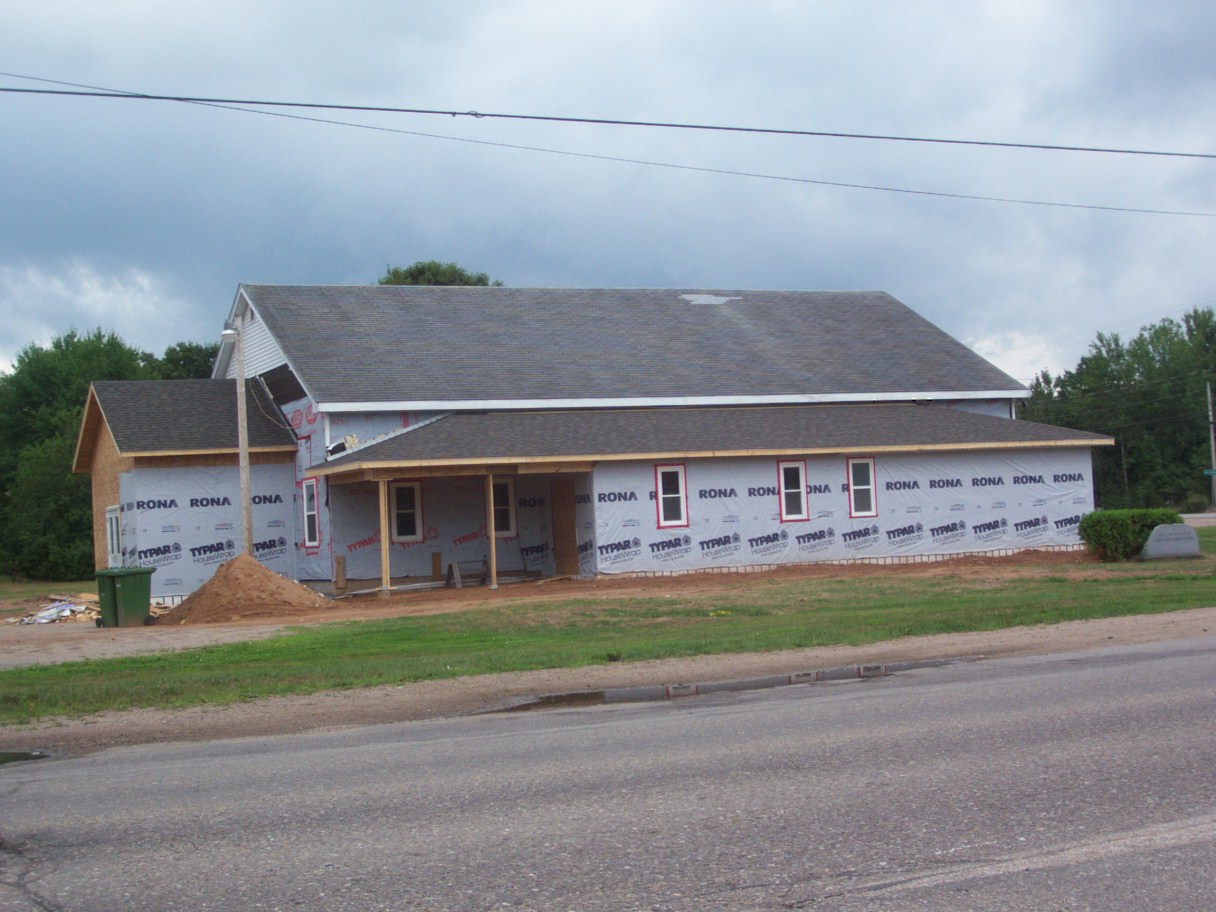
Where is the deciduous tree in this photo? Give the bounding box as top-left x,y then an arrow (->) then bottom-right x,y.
1020,309 -> 1216,509
378,260 -> 503,286
0,330 -> 217,579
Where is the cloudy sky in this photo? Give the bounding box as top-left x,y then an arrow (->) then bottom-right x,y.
2,1 -> 1213,383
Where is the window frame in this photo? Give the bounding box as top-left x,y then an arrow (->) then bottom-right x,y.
655,463 -> 689,529
777,460 -> 809,522
302,477 -> 321,548
105,506 -> 122,568
846,457 -> 878,518
492,478 -> 516,538
390,481 -> 424,543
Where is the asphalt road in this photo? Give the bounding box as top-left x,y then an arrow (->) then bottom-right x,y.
2,638 -> 1214,911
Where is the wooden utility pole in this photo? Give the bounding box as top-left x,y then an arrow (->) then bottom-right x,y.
235,316 -> 253,557
1207,381 -> 1216,508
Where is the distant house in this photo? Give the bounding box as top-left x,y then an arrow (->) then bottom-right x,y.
74,286 -> 1112,598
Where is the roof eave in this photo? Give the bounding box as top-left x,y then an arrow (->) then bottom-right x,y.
125,445 -> 299,460
314,389 -> 1030,414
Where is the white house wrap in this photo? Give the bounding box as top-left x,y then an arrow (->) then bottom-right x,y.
76,286 -> 1113,596
585,449 -> 1092,575
119,463 -> 297,596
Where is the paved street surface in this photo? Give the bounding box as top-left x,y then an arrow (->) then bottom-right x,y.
2,638 -> 1214,910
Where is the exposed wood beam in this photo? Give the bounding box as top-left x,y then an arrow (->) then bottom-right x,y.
485,474 -> 498,590
378,479 -> 391,597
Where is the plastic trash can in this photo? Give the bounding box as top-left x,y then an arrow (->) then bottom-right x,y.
95,567 -> 156,627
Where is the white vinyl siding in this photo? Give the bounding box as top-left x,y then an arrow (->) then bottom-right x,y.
222,305 -> 290,380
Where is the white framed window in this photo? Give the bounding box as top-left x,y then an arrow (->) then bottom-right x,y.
391,482 -> 423,543
302,477 -> 321,547
847,458 -> 877,518
492,478 -> 516,538
105,506 -> 122,568
778,460 -> 809,522
655,464 -> 688,528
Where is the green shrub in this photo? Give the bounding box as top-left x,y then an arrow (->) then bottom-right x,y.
1078,509 -> 1184,561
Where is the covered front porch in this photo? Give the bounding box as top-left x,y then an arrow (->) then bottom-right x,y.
317,460 -> 589,596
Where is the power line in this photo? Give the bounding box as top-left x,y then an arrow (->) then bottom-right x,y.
3,74 -> 1213,219
3,79 -> 1215,162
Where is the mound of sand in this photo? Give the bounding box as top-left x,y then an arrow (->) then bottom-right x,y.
167,554 -> 330,625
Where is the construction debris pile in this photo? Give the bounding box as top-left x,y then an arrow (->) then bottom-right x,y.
9,594 -> 100,625
5,591 -> 176,625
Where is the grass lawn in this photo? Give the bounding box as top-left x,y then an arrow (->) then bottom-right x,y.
2,529 -> 1214,725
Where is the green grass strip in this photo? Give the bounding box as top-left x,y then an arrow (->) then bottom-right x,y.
3,548 -> 1215,725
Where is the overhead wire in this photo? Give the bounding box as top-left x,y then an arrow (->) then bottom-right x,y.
2,80 -> 1214,161
3,73 -> 1215,218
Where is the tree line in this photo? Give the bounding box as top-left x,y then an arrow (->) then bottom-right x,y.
1019,307 -> 1216,510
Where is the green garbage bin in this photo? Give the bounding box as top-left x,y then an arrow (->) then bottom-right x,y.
95,571 -> 119,628
95,567 -> 156,627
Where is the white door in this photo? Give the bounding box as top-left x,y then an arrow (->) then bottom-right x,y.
105,506 -> 122,568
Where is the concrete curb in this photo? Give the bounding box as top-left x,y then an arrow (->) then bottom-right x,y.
495,656 -> 978,713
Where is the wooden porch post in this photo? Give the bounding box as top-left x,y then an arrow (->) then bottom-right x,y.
378,479 -> 391,597
484,473 -> 498,590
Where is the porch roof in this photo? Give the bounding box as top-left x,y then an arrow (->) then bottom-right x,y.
311,403 -> 1112,483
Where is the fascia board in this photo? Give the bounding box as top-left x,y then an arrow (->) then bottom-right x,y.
126,445 -> 299,459
315,389 -> 1030,413
71,385 -> 102,474
312,436 -> 1115,477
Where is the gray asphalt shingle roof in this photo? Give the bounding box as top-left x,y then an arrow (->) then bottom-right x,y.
92,379 -> 297,453
318,404 -> 1110,471
242,286 -> 1025,405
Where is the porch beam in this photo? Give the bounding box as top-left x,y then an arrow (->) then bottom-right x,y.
378,479 -> 391,597
484,473 -> 498,590
356,464 -> 519,483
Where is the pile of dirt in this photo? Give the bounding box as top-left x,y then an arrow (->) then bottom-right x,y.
165,554 -> 331,625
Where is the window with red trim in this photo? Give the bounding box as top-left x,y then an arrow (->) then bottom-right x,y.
302,478 -> 320,547
847,458 -> 877,517
778,460 -> 809,521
